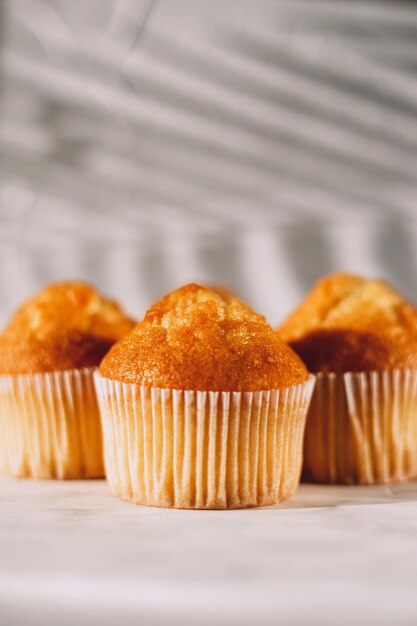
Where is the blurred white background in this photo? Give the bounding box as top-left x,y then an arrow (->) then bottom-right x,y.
1,0 -> 417,326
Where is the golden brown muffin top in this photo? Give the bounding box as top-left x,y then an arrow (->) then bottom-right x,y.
100,283 -> 308,391
278,273 -> 417,373
0,281 -> 135,374
204,284 -> 241,300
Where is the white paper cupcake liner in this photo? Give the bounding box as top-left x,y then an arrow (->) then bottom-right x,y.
303,369 -> 417,484
94,373 -> 315,509
0,367 -> 104,479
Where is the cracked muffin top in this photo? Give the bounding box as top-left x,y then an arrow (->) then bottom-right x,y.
100,283 -> 308,391
0,281 -> 135,374
278,273 -> 417,373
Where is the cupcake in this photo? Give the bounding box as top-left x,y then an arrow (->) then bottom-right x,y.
95,284 -> 314,509
278,273 -> 417,484
0,281 -> 135,479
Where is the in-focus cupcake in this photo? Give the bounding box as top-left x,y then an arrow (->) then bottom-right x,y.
278,273 -> 417,485
0,281 -> 135,479
95,284 -> 314,509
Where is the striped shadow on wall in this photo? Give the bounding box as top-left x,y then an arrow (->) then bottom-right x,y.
0,0 -> 417,325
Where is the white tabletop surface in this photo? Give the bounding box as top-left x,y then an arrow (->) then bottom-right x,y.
1,477 -> 417,626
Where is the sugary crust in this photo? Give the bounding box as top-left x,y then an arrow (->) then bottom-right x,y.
0,282 -> 135,374
278,273 -> 417,373
100,283 -> 308,391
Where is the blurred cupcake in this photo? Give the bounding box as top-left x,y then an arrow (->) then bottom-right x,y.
95,284 -> 314,509
279,273 -> 417,485
0,281 -> 135,479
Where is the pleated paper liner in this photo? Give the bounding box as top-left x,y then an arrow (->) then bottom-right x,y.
303,369 -> 417,485
94,373 -> 315,509
0,367 -> 104,479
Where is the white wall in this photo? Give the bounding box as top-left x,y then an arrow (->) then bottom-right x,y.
1,0 -> 417,326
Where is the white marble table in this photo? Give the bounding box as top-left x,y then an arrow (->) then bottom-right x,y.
1,477 -> 417,626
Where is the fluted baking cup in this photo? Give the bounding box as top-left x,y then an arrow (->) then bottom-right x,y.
0,367 -> 104,479
303,369 -> 417,484
94,373 -> 315,509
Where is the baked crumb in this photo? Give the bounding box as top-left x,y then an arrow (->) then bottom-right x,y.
0,281 -> 135,374
100,283 -> 308,390
278,273 -> 417,372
